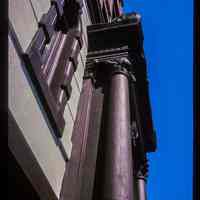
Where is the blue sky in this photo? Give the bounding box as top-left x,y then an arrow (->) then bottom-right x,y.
123,1 -> 193,200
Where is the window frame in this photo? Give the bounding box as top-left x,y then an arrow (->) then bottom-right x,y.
21,0 -> 83,137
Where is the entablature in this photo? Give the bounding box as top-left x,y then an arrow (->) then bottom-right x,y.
85,13 -> 157,152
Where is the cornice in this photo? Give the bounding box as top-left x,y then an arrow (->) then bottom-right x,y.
86,14 -> 157,152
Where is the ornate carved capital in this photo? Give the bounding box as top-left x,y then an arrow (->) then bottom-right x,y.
111,12 -> 141,24
135,158 -> 149,182
84,57 -> 137,88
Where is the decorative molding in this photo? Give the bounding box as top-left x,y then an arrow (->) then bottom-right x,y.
79,89 -> 104,200
86,16 -> 156,152
86,0 -> 108,24
38,5 -> 58,43
135,158 -> 149,182
16,0 -> 84,138
111,12 -> 141,24
86,0 -> 122,24
60,79 -> 94,200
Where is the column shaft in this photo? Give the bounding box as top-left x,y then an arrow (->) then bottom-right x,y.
137,178 -> 147,200
102,72 -> 134,200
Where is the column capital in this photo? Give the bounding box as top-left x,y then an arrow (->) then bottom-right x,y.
84,57 -> 136,86
135,158 -> 149,182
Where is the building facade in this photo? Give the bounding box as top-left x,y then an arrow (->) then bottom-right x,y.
8,1 -> 156,200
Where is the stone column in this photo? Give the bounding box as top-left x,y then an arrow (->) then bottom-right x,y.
100,59 -> 134,200
137,178 -> 147,200
135,158 -> 148,200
